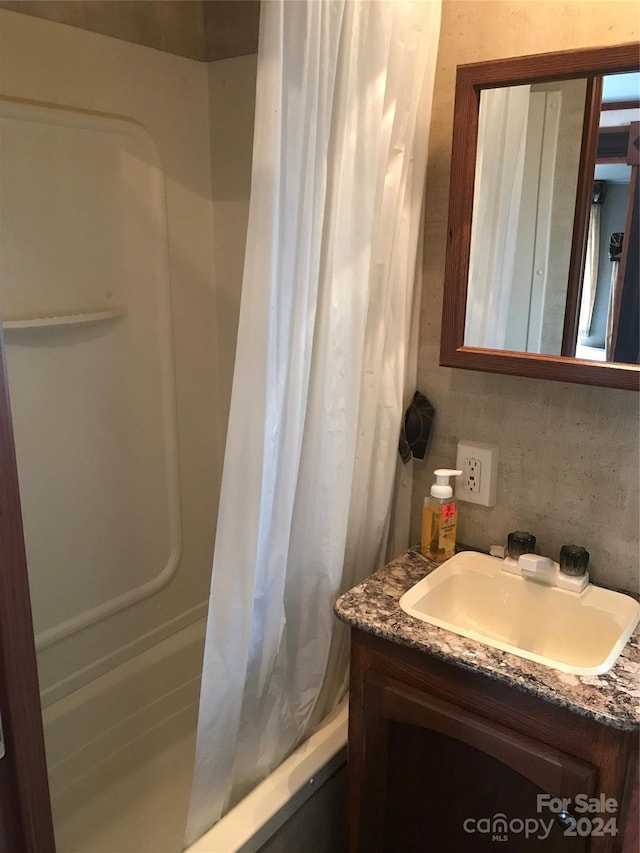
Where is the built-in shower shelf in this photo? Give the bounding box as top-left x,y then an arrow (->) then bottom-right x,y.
2,308 -> 127,333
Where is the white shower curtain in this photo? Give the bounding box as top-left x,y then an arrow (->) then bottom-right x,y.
185,0 -> 441,845
465,85 -> 530,349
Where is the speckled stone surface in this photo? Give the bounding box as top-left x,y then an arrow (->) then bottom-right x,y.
335,548 -> 640,731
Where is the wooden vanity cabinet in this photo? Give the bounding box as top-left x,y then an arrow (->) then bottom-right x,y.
347,628 -> 638,853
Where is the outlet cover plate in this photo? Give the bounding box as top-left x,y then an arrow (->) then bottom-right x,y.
456,440 -> 498,506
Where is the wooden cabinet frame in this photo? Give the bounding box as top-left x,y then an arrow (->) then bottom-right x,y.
0,332 -> 56,852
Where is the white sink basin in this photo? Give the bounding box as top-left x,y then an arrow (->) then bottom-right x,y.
399,551 -> 640,675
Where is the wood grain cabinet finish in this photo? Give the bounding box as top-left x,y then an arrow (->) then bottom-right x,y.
0,335 -> 56,853
347,629 -> 637,853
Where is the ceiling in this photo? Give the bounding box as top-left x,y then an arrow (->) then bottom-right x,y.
0,0 -> 261,61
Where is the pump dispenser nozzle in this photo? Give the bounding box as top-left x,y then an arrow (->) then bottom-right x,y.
431,469 -> 462,499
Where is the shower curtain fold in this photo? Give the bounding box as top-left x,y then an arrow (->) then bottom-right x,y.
185,1 -> 441,845
465,85 -> 530,349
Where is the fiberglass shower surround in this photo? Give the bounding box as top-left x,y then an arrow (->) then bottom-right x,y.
0,9 -> 226,850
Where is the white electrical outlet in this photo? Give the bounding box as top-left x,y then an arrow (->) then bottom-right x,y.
464,457 -> 481,492
456,440 -> 497,506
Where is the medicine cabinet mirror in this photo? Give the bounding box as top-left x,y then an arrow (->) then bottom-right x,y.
440,42 -> 640,390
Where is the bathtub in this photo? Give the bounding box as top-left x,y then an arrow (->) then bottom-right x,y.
185,700 -> 349,853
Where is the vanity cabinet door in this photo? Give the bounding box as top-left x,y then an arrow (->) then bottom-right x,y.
355,673 -> 595,853
347,630 -> 633,853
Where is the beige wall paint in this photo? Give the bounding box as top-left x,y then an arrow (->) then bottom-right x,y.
414,1 -> 639,593
208,54 -> 257,441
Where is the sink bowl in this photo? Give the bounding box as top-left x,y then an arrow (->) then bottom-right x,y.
399,551 -> 640,675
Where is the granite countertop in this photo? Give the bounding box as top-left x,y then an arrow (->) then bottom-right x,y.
334,547 -> 640,731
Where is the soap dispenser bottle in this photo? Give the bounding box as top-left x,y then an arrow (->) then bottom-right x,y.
422,469 -> 462,563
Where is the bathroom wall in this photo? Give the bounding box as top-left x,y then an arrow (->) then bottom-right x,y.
208,53 -> 257,437
413,0 -> 640,593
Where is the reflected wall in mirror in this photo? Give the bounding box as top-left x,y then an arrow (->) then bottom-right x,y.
441,43 -> 640,390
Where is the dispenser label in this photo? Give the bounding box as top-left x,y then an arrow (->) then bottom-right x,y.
441,503 -> 456,520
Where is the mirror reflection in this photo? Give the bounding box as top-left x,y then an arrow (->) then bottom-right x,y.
465,71 -> 639,365
578,73 -> 639,363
